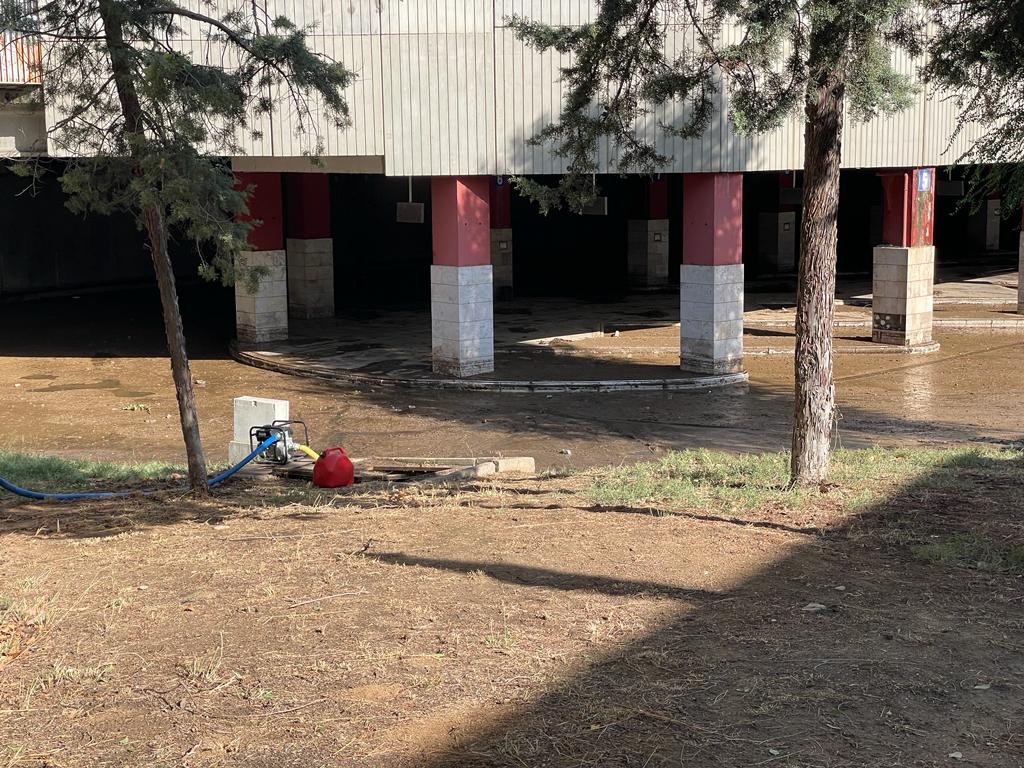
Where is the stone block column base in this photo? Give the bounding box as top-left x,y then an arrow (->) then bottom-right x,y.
490,228 -> 514,299
680,263 -> 744,374
286,238 -> 334,319
431,265 -> 494,377
236,250 -> 288,344
872,245 -> 935,346
628,219 -> 670,287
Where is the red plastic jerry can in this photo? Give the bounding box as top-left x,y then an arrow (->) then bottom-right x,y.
313,447 -> 355,488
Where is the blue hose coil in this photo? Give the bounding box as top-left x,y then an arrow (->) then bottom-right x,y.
0,434 -> 281,502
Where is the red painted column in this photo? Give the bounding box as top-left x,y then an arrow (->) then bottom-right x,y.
283,173 -> 334,320
879,167 -> 935,247
490,177 -> 514,298
679,173 -> 745,375
628,177 -> 670,288
234,172 -> 288,343
430,177 -> 494,377
682,173 -> 743,266
236,171 -> 284,250
874,168 -> 936,346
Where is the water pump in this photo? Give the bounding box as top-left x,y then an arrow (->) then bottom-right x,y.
249,420 -> 317,465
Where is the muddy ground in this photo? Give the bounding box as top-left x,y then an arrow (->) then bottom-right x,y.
1,456 -> 1022,767
1,287 -> 1023,470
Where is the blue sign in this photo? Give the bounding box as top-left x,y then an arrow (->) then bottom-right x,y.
918,169 -> 932,193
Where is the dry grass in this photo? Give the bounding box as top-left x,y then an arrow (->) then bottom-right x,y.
1,447 -> 1022,766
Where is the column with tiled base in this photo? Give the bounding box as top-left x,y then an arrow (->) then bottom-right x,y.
874,168 -> 936,346
490,177 -> 514,299
680,173 -> 745,374
235,171 -> 288,344
285,173 -> 334,320
431,176 -> 494,377
628,177 -> 670,288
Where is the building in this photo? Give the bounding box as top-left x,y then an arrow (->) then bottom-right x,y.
1,2 -> 1020,379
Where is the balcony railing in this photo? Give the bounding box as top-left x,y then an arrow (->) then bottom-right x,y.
1,4 -> 42,89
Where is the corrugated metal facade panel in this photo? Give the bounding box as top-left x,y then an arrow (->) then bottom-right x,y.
37,2 -> 984,175
379,1 -> 495,175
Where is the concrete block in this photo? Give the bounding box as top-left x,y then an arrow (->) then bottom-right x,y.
713,337 -> 744,360
681,320 -> 714,343
908,262 -> 935,281
228,440 -> 256,465
904,294 -> 934,315
904,312 -> 933,331
493,457 -> 536,474
237,324 -> 288,344
681,282 -> 715,305
680,263 -> 744,285
679,338 -> 714,359
242,249 -> 287,268
432,356 -> 495,377
680,352 -> 744,375
681,299 -> 744,323
713,319 -> 744,341
430,265 -> 460,286
715,282 -> 744,304
873,264 -> 908,283
232,396 -> 289,443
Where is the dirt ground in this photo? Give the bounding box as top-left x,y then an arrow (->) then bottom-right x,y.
2,288 -> 1024,766
2,455 -> 1022,767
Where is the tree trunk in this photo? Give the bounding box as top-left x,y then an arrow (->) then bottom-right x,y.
98,0 -> 209,491
791,69 -> 845,485
141,206 -> 209,491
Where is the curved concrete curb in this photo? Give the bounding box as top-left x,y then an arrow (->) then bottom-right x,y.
746,341 -> 941,357
502,342 -> 942,359
231,343 -> 749,393
746,318 -> 1024,330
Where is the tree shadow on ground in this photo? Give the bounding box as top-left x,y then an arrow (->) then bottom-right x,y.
374,452 -> 1024,767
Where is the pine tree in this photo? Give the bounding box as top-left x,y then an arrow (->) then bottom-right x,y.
927,0 -> 1024,210
0,0 -> 352,491
510,1 -> 923,484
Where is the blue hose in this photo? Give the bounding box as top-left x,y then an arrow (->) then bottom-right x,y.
0,434 -> 281,502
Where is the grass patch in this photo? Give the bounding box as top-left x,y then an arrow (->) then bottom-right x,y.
0,450 -> 187,492
588,446 -> 1024,516
913,534 -> 1024,575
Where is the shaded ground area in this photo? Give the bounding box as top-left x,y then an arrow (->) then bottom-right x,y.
1,448 -> 1022,766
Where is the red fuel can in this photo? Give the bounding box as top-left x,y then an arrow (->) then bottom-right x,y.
313,447 -> 355,488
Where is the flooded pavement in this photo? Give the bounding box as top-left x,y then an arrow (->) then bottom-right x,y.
2,329 -> 1022,471
1,285 -> 1022,469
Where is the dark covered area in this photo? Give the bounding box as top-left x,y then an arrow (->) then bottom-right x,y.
0,161 -> 215,297
2,162 -> 1017,313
